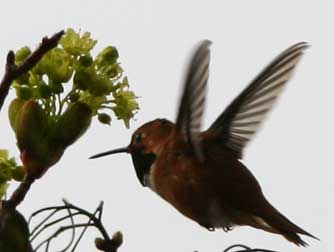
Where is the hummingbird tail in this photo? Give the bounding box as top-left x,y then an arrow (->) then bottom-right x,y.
259,201 -> 319,246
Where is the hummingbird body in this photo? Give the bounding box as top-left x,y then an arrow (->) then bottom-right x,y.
130,119 -> 313,245
91,42 -> 317,246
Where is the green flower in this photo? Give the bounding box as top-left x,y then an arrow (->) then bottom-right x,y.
96,46 -> 119,65
79,92 -> 107,114
0,151 -> 12,183
95,46 -> 122,78
112,88 -> 139,128
15,47 -> 31,64
14,47 -> 32,85
73,65 -> 95,91
37,83 -> 52,99
34,48 -> 74,83
60,28 -> 97,56
79,55 -> 93,67
9,28 -> 140,179
0,150 -> 23,199
13,28 -> 139,128
74,65 -> 112,96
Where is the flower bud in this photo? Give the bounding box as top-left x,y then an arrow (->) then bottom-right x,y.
69,93 -> 80,102
0,207 -> 32,252
38,84 -> 52,99
94,232 -> 123,251
98,113 -> 111,125
88,76 -> 110,96
11,166 -> 25,182
73,66 -> 93,90
79,55 -> 93,67
96,46 -> 119,67
51,102 -> 92,148
49,79 -> 64,94
111,231 -> 123,247
15,47 -> 31,64
8,98 -> 26,132
15,85 -> 33,100
14,100 -> 55,178
95,237 -> 105,250
15,100 -> 49,153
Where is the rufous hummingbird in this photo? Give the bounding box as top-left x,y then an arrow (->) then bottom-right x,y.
91,41 -> 317,246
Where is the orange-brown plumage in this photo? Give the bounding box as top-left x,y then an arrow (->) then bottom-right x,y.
91,41 -> 317,246
130,119 -> 316,246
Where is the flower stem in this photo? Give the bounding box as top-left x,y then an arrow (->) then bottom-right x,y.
4,173 -> 36,209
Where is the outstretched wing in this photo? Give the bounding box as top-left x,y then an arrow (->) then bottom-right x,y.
209,42 -> 309,157
176,40 -> 212,162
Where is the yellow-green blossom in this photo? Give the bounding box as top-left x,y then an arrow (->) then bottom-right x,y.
15,47 -> 31,65
10,28 -> 139,179
112,88 -> 139,128
0,150 -> 24,199
60,28 -> 97,56
34,48 -> 74,83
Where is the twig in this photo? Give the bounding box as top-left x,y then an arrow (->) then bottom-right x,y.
223,244 -> 278,252
30,209 -> 65,239
0,30 -> 64,111
64,200 -> 110,240
70,200 -> 103,251
29,200 -> 120,252
3,173 -> 36,209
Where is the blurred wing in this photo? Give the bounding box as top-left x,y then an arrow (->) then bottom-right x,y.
209,42 -> 308,157
176,40 -> 212,162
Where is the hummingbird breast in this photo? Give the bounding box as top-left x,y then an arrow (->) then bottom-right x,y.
149,137 -> 267,230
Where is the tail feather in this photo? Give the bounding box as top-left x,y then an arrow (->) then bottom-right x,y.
258,200 -> 319,246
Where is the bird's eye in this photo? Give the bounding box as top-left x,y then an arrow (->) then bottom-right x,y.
134,133 -> 144,143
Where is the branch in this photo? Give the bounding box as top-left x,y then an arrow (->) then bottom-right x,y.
0,30 -> 64,111
223,244 -> 278,252
3,173 -> 35,209
28,200 -> 122,252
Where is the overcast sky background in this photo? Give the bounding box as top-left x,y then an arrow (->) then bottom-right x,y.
0,1 -> 333,252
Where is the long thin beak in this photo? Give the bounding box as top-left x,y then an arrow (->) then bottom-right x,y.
89,147 -> 130,159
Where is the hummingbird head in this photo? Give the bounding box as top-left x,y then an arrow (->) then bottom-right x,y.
90,118 -> 175,187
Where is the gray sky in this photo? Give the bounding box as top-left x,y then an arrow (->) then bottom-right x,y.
1,1 -> 332,251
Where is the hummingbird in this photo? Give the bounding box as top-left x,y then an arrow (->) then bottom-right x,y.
90,41 -> 317,246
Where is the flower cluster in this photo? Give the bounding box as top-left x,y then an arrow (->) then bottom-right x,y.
0,150 -> 24,199
8,28 -> 139,179
12,28 -> 138,127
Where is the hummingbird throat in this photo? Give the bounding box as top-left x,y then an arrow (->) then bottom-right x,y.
131,152 -> 156,187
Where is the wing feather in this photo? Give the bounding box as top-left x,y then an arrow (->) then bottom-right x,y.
209,42 -> 309,157
176,40 -> 212,161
